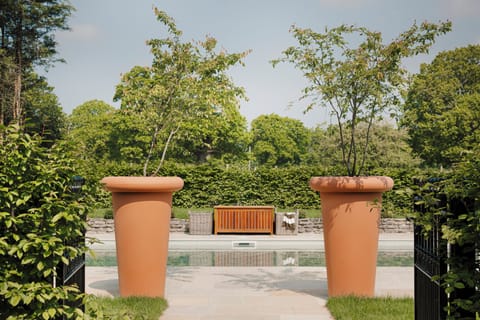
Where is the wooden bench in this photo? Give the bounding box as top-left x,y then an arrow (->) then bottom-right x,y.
213,206 -> 274,235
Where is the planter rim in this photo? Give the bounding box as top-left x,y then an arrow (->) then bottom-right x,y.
309,175 -> 394,193
101,176 -> 184,193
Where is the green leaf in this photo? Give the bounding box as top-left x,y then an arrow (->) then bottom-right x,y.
47,308 -> 56,317
37,261 -> 44,271
9,295 -> 21,307
51,212 -> 64,223
43,269 -> 52,277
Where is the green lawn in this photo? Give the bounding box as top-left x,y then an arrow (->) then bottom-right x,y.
326,296 -> 414,320
86,295 -> 167,319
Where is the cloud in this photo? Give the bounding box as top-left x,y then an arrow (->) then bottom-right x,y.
441,0 -> 480,18
57,24 -> 101,42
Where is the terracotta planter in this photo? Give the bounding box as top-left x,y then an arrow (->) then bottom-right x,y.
101,176 -> 184,297
309,176 -> 394,297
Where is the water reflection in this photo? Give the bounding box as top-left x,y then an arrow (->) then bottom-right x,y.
87,250 -> 413,267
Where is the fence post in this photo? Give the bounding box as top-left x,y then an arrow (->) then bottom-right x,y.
54,176 -> 86,319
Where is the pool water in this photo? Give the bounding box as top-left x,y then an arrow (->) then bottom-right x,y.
86,250 -> 413,267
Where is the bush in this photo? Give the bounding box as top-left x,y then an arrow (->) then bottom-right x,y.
0,125 -> 92,319
158,164 -> 323,209
82,159 -> 424,217
411,150 -> 480,317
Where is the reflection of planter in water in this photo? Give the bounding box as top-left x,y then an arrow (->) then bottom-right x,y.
310,176 -> 394,297
101,176 -> 184,298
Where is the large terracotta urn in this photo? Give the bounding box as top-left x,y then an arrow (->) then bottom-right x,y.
101,176 -> 184,297
309,176 -> 394,297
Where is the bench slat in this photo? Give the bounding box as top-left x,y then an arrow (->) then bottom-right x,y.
214,206 -> 274,235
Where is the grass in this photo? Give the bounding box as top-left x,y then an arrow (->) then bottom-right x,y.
326,296 -> 414,320
89,207 -> 113,219
86,295 -> 167,319
172,207 -> 212,220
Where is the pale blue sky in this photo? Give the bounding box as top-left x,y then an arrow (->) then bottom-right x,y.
44,0 -> 480,128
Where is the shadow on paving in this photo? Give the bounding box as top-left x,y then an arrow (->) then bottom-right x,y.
217,268 -> 328,298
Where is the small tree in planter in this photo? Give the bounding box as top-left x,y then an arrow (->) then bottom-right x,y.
114,8 -> 249,177
273,21 -> 451,297
273,21 -> 451,176
101,8 -> 249,298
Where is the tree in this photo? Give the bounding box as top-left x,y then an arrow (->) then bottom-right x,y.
169,104 -> 249,164
250,114 -> 311,167
0,0 -> 73,125
402,45 -> 480,167
66,100 -> 116,162
273,21 -> 451,176
114,8 -> 249,176
307,123 -> 420,170
23,71 -> 66,143
0,49 -> 15,125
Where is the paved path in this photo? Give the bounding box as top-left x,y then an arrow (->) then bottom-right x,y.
86,266 -> 413,320
86,232 -> 414,319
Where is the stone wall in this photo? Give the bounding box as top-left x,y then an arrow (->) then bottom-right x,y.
87,217 -> 413,234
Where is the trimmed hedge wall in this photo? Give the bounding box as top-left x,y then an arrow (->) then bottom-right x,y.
159,164 -> 324,208
87,161 -> 420,216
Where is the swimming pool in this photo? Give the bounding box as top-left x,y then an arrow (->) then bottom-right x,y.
86,250 -> 413,267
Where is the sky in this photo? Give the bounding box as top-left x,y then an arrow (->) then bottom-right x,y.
43,0 -> 480,128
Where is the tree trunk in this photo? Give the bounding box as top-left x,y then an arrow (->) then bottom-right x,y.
13,69 -> 21,124
12,5 -> 24,126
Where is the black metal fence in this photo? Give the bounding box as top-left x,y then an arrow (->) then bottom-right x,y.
414,221 -> 448,319
54,176 -> 86,318
414,180 -> 478,319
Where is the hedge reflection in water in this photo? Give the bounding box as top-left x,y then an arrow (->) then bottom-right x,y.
87,251 -> 413,267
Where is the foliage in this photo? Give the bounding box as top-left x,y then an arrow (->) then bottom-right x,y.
0,124 -> 92,319
307,123 -> 421,170
440,148 -> 479,317
250,114 -> 311,167
23,71 -> 66,143
0,49 -> 15,125
169,97 -> 249,164
157,163 -> 323,209
114,8 -> 249,176
0,0 -> 73,125
66,100 -> 116,162
326,296 -> 414,320
79,158 -> 422,216
273,21 -> 451,176
402,44 -> 480,168
85,295 -> 167,320
411,150 -> 479,317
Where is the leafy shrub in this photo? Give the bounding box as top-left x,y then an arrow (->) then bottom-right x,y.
158,164 -> 324,209
411,152 -> 479,317
0,125 -> 92,319
83,159 -> 422,216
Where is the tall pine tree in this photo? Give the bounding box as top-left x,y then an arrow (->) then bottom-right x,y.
0,0 -> 73,125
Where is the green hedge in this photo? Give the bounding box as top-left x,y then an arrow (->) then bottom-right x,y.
160,164 -> 324,208
83,160 -> 424,216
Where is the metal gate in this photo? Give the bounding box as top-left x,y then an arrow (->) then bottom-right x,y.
414,179 -> 477,320
414,221 -> 448,319
54,176 -> 86,318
